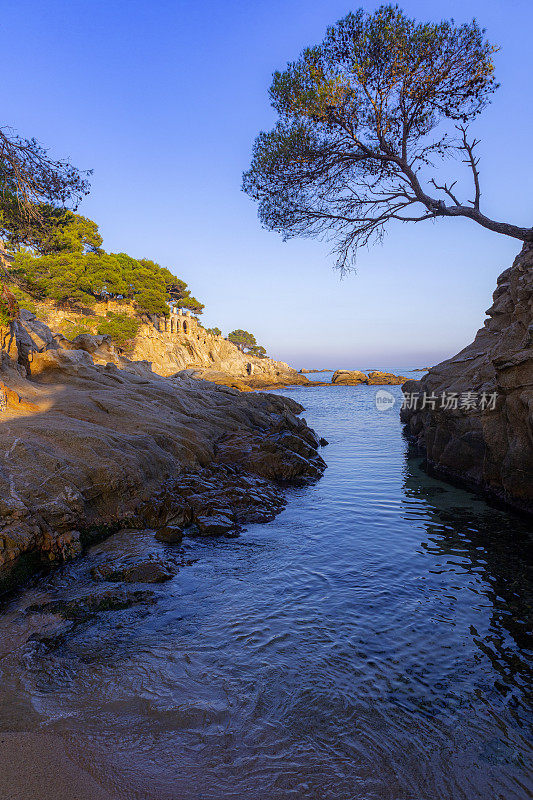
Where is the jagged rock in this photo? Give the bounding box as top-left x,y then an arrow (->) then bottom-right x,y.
215,430 -> 326,483
366,370 -> 407,385
401,243 -> 533,514
195,513 -> 235,536
155,525 -> 184,544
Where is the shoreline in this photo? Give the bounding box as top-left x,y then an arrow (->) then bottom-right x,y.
0,323 -> 326,597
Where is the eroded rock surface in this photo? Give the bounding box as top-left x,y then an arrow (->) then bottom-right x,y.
401,244 -> 533,514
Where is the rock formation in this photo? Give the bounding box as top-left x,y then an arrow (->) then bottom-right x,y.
32,301 -> 307,389
299,368 -> 334,374
401,244 -> 533,514
331,369 -> 407,385
0,316 -> 326,593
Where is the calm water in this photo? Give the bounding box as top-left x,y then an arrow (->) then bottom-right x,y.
0,381 -> 532,800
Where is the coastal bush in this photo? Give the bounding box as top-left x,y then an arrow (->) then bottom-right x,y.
8,285 -> 36,314
60,316 -> 101,340
228,329 -> 267,356
0,286 -> 19,328
97,313 -> 141,347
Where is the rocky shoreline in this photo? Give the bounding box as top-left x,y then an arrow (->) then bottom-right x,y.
401,244 -> 533,515
0,316 -> 326,595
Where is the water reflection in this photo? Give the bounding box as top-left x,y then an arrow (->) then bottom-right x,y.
404,452 -> 533,702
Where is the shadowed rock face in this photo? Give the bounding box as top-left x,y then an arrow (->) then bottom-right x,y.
0,319 -> 326,593
401,244 -> 533,514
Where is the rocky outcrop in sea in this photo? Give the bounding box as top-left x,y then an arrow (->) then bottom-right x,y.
331,369 -> 407,385
401,244 -> 533,514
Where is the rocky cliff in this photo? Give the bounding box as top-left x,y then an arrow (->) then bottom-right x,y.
32,301 -> 307,389
401,244 -> 533,514
0,315 -> 326,593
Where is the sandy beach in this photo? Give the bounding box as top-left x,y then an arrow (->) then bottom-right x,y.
0,732 -> 116,800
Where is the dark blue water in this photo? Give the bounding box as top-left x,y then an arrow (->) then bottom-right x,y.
1,383 -> 531,800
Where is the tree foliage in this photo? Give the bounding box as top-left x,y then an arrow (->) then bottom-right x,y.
0,123 -> 92,309
0,126 -> 91,225
243,4 -> 532,270
10,250 -> 198,316
205,326 -> 222,336
97,312 -> 141,347
0,124 -> 205,324
228,329 -> 256,350
178,294 -> 204,315
228,329 -> 267,356
0,201 -> 102,254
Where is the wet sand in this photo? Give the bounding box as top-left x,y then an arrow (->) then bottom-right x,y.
0,732 -> 116,800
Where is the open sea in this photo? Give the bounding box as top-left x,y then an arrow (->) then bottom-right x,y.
0,375 -> 531,799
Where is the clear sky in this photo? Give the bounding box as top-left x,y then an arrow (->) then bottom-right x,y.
2,0 -> 531,369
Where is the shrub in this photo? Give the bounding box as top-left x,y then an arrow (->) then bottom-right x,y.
8,285 -> 37,314
60,316 -> 101,340
97,313 -> 141,347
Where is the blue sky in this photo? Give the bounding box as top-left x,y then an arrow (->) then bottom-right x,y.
2,0 -> 531,369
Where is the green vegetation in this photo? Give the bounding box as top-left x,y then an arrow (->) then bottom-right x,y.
205,326 -> 221,336
10,249 -> 201,317
177,294 -> 204,315
228,329 -> 267,357
58,312 -> 141,349
97,313 -> 141,347
7,285 -> 36,314
0,202 -> 102,255
244,5 -> 533,269
59,316 -> 100,340
0,121 -> 205,350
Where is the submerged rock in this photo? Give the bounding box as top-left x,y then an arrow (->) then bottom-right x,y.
91,558 -> 176,583
28,588 -> 155,620
401,243 -> 533,514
